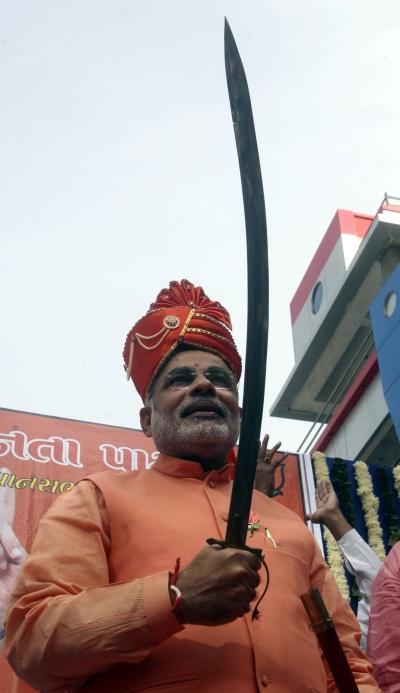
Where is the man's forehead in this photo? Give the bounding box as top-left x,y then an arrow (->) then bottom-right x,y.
162,349 -> 230,373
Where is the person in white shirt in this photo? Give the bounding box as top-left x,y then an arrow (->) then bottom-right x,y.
307,479 -> 382,650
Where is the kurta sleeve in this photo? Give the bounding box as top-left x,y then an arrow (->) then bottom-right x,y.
4,481 -> 183,692
338,529 -> 382,650
367,542 -> 400,692
309,537 -> 380,692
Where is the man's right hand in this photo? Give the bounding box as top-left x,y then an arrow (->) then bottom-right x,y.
306,478 -> 340,524
306,479 -> 352,541
175,544 -> 261,626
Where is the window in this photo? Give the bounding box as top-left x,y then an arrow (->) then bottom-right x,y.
384,291 -> 397,318
311,282 -> 323,315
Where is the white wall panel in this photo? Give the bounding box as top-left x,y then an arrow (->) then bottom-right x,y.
324,375 -> 388,461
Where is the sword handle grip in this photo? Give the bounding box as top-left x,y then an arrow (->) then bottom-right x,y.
206,536 -> 263,560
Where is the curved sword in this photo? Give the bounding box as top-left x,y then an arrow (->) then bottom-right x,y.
210,19 -> 269,551
208,26 -> 358,685
224,18 -> 269,549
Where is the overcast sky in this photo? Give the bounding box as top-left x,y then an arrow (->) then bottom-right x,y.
2,0 -> 400,452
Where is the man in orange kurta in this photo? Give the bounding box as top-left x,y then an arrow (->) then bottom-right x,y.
5,280 -> 379,692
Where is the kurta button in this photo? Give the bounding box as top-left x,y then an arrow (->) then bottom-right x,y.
260,674 -> 269,687
222,512 -> 228,522
208,480 -> 215,489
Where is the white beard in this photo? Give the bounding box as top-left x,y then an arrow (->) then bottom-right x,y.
150,407 -> 239,464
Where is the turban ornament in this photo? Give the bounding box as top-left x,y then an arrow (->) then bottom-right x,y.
123,279 -> 242,400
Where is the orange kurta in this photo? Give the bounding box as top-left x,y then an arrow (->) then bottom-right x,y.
5,455 -> 379,692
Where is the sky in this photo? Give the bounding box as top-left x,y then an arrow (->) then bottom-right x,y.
2,0 -> 400,452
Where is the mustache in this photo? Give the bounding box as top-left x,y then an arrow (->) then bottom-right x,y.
180,398 -> 226,418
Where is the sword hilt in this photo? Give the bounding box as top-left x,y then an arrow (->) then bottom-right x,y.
207,511 -> 262,558
206,528 -> 266,621
206,535 -> 263,560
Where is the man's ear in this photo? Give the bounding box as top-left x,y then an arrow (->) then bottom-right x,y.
140,406 -> 152,438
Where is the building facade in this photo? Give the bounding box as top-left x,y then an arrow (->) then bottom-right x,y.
271,195 -> 400,467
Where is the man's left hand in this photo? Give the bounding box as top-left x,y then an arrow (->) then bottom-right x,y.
254,435 -> 288,497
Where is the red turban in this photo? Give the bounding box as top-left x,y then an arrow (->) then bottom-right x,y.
123,279 -> 242,401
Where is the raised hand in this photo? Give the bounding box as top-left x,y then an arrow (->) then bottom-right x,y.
254,434 -> 288,497
0,468 -> 27,638
306,479 -> 339,523
175,544 -> 261,626
306,479 -> 351,540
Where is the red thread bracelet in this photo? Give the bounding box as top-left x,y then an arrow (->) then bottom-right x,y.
169,584 -> 182,612
169,557 -> 182,617
171,557 -> 181,585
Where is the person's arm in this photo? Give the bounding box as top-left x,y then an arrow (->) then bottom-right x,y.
5,480 -> 261,692
338,530 -> 382,584
307,479 -> 352,541
307,479 -> 382,650
5,481 -> 183,691
306,479 -> 382,584
338,529 -> 382,646
309,539 -> 380,691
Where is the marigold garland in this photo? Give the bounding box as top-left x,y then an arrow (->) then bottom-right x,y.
312,452 -> 350,601
392,465 -> 400,500
353,461 -> 386,561
376,467 -> 400,548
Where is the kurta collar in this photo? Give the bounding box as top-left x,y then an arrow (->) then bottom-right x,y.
153,453 -> 232,483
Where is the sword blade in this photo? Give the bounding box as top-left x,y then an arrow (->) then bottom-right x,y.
224,18 -> 269,548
